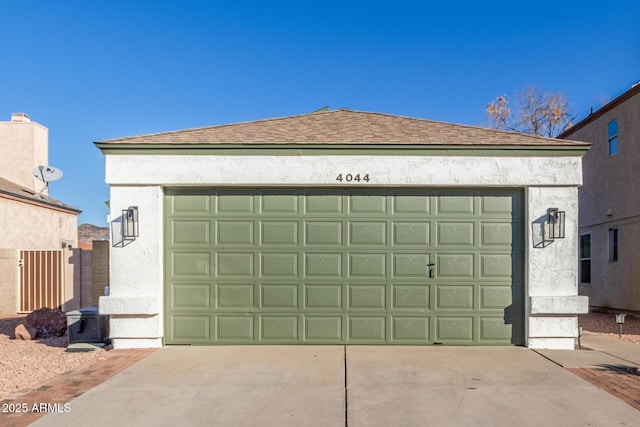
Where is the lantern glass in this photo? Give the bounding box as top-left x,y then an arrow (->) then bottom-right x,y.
548,208 -> 565,239
122,206 -> 139,238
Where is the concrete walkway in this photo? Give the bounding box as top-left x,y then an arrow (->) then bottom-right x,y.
537,331 -> 640,368
28,340 -> 640,427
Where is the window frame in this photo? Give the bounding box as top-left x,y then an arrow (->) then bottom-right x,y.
608,119 -> 618,156
579,232 -> 591,284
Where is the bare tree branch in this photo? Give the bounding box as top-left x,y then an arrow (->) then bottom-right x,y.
486,85 -> 575,137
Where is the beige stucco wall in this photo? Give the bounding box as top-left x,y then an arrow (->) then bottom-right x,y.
91,241 -> 110,306
0,198 -> 78,249
0,118 -> 49,193
564,91 -> 640,311
70,242 -> 110,308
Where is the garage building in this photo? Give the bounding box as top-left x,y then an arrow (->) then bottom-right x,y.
96,109 -> 589,349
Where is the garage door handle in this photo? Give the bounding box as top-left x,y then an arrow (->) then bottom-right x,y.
427,263 -> 435,278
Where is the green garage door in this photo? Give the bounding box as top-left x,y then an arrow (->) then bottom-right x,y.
164,189 -> 523,345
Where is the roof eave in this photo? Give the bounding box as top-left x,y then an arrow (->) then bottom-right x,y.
0,189 -> 82,215
559,82 -> 640,138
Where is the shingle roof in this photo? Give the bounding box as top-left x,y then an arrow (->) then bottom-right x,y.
97,109 -> 589,146
0,177 -> 81,214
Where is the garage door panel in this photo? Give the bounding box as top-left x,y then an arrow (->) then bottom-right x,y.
170,194 -> 211,215
349,316 -> 386,341
349,285 -> 386,309
437,194 -> 474,215
217,253 -> 254,277
437,222 -> 475,246
480,254 -> 513,277
261,221 -> 298,245
393,316 -> 430,341
480,285 -> 512,309
172,220 -> 211,246
165,189 -> 524,345
172,315 -> 211,342
393,285 -> 429,309
217,193 -> 255,214
305,284 -> 343,309
436,317 -> 474,342
349,222 -> 387,245
436,254 -> 474,278
261,284 -> 298,309
349,253 -> 386,277
480,222 -> 512,246
305,253 -> 343,277
217,284 -> 254,309
349,195 -> 387,214
393,222 -> 430,245
172,252 -> 211,277
305,316 -> 343,341
305,221 -> 343,245
171,283 -> 212,309
481,192 -> 522,216
304,194 -> 343,214
393,254 -> 429,277
260,253 -> 298,277
479,317 -> 513,341
217,316 -> 254,340
393,194 -> 430,214
260,193 -> 299,213
217,221 -> 254,245
436,285 -> 474,310
260,316 -> 298,341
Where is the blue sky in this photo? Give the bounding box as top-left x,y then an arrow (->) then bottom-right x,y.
2,1 -> 639,226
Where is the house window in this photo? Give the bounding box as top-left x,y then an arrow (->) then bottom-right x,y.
579,233 -> 591,283
609,228 -> 618,262
608,119 -> 618,156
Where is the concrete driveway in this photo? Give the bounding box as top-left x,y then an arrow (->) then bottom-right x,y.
33,346 -> 639,427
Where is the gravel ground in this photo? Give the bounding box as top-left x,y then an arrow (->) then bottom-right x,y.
0,312 -> 638,401
578,311 -> 640,344
0,316 -> 103,401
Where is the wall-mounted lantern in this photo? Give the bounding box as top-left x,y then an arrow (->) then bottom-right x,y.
548,208 -> 565,239
122,206 -> 139,239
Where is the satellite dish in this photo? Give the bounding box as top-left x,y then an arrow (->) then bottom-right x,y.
33,165 -> 64,183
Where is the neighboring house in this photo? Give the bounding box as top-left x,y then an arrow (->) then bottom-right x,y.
0,113 -> 81,314
96,109 -> 589,350
558,82 -> 640,312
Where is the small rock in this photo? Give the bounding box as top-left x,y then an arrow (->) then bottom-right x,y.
14,323 -> 37,340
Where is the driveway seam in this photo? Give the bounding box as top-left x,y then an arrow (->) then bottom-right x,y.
344,345 -> 348,427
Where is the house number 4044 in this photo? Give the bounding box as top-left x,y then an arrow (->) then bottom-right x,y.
336,173 -> 370,183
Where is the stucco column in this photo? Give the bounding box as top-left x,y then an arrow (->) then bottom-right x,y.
526,186 -> 588,349
99,185 -> 164,348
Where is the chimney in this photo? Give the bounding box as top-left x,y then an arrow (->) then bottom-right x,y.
11,113 -> 31,122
